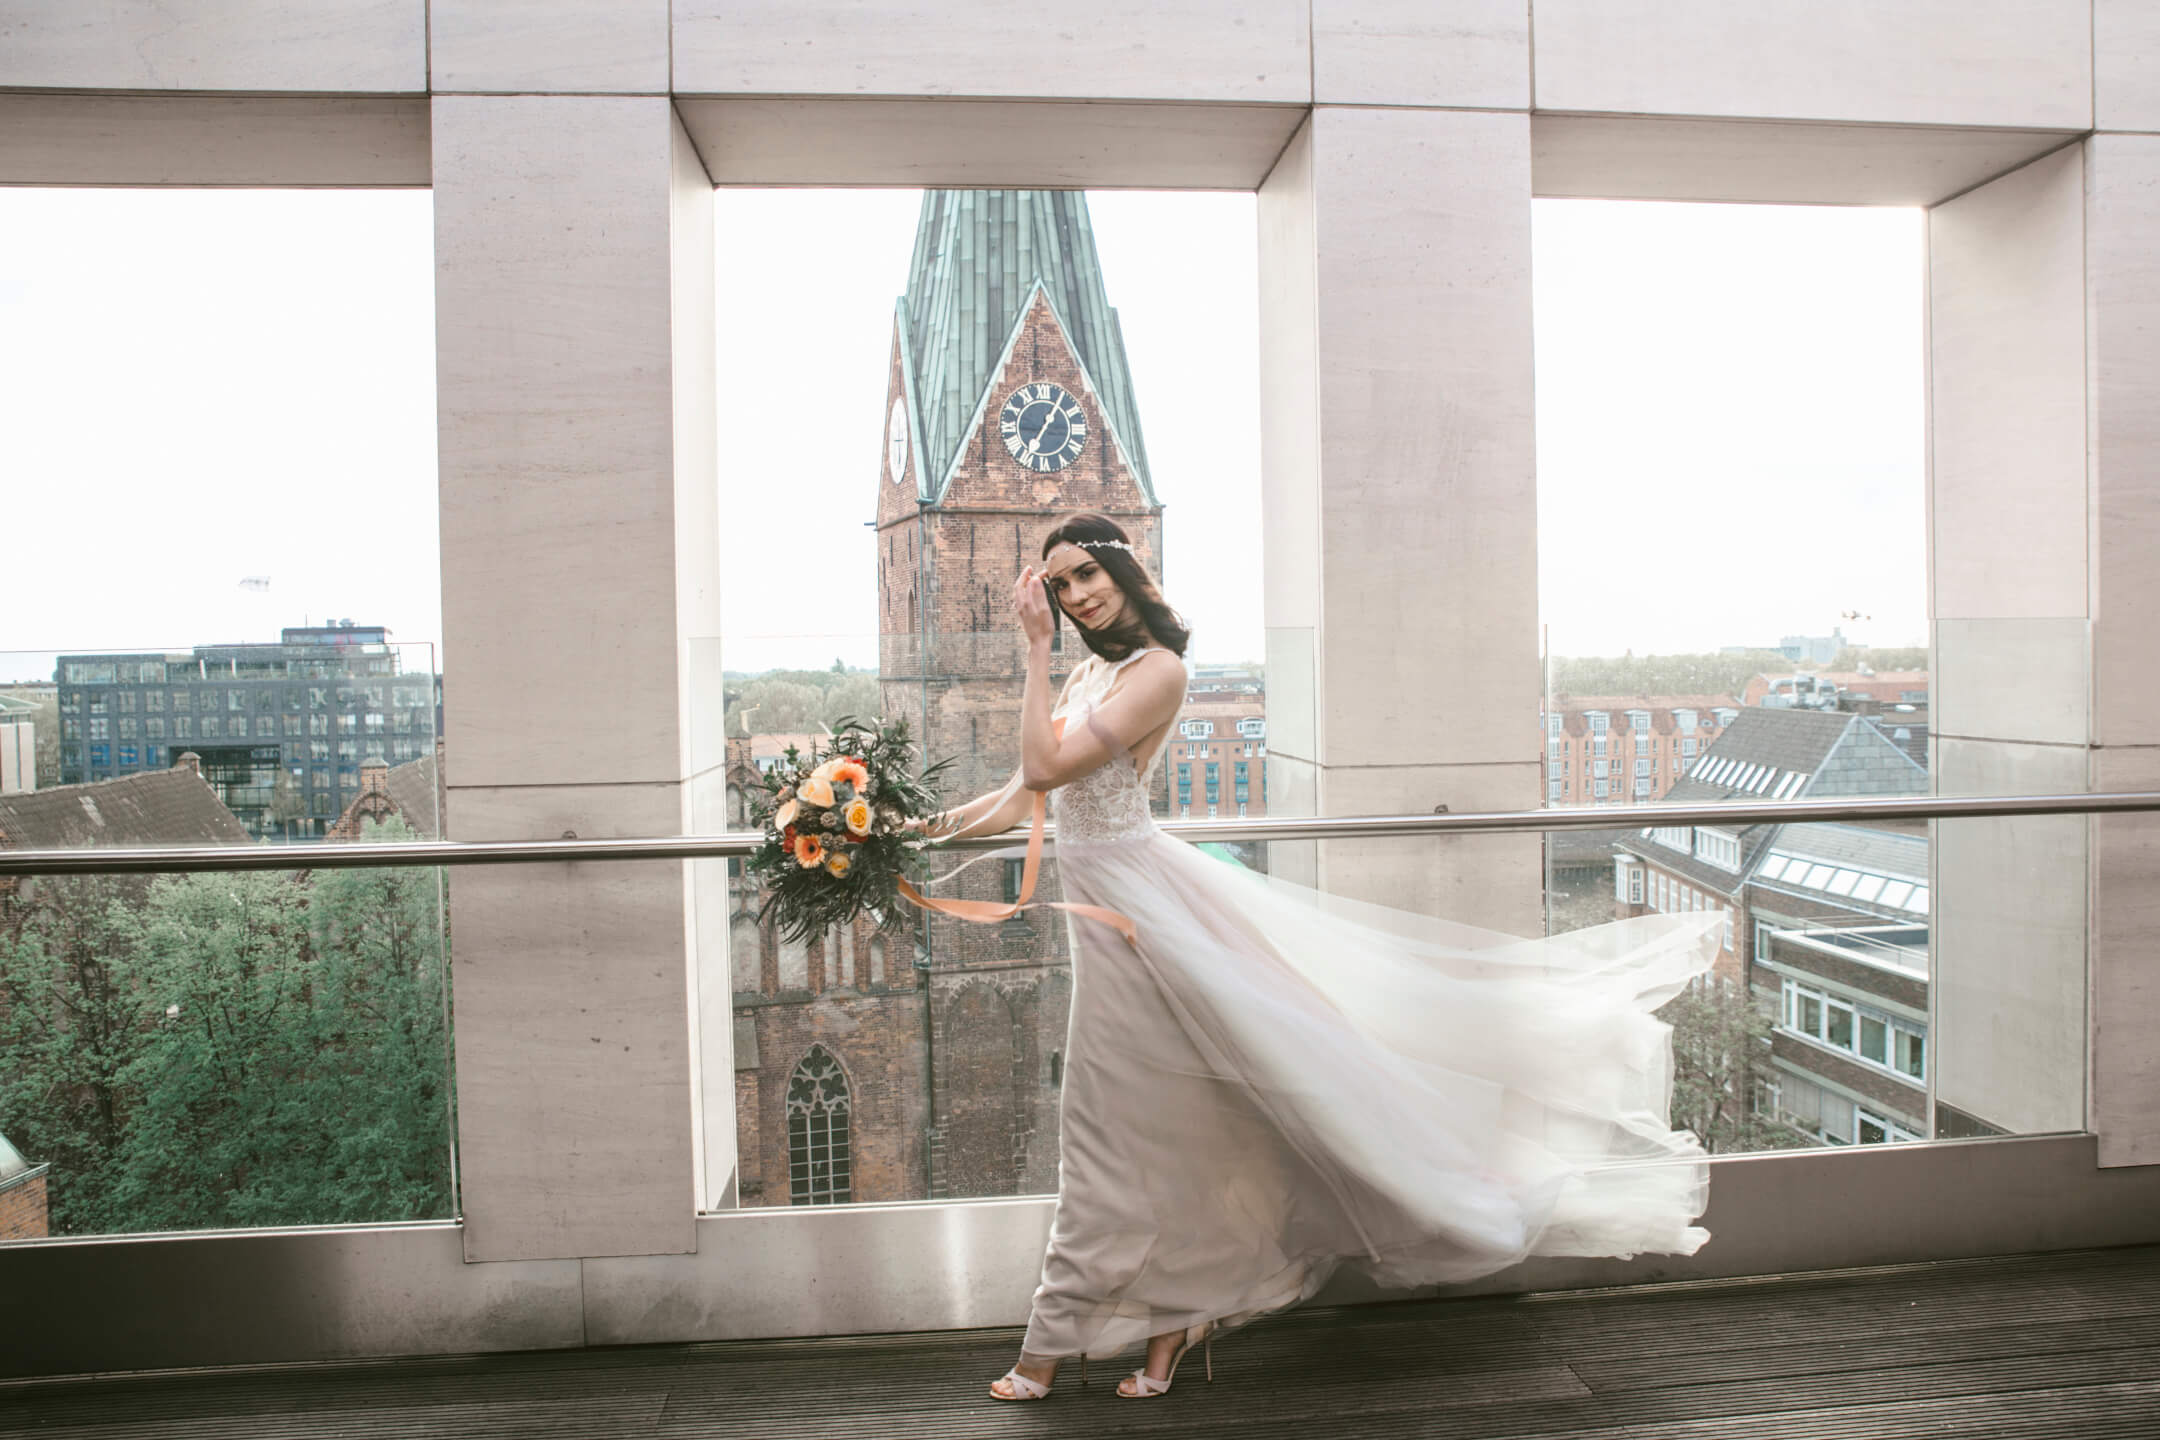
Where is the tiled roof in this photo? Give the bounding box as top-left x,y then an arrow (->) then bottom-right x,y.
0,767 -> 250,850
1617,708 -> 1927,898
901,190 -> 1152,504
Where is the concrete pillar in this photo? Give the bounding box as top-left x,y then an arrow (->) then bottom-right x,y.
1259,107 -> 1541,932
433,95 -> 720,1260
1925,143 -> 2088,1140
2088,132 -> 2160,1167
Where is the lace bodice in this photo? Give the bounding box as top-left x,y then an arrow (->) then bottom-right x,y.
1051,648 -> 1182,846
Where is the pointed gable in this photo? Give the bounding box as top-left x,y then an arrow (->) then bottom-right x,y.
898,189 -> 1153,504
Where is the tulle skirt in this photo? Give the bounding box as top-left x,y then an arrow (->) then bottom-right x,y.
1019,828 -> 1723,1362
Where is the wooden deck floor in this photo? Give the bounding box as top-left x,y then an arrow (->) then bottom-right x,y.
6,1245 -> 2159,1439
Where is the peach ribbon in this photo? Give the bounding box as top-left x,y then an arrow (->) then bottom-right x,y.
896,718 -> 1139,946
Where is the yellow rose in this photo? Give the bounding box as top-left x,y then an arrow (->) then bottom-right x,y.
773,798 -> 798,831
798,774 -> 835,807
844,799 -> 873,836
824,851 -> 853,879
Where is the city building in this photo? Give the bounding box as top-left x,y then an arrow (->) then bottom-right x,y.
1746,823 -> 1935,1144
1745,668 -> 1931,710
54,623 -> 440,841
1543,695 -> 1740,807
0,693 -> 34,794
1613,707 -> 1929,984
1169,686 -> 1267,819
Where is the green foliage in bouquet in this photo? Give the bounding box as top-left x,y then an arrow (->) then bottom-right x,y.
744,716 -> 952,944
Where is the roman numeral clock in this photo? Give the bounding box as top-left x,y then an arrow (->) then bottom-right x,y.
998,382 -> 1088,473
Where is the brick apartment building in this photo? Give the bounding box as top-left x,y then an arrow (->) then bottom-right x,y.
1543,695 -> 1740,807
1169,688 -> 1267,819
728,189 -> 1163,1208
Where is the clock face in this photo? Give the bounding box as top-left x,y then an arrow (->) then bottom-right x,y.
998,382 -> 1087,473
886,398 -> 909,485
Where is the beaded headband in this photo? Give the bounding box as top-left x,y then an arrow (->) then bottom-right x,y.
1077,539 -> 1136,554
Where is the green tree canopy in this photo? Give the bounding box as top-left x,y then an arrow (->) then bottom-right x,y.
0,819 -> 453,1237
1548,651 -> 1791,700
723,669 -> 882,737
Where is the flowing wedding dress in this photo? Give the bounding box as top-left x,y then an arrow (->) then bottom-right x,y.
1017,646 -> 1723,1363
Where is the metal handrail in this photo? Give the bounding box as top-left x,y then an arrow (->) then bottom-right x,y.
1,790 -> 2156,877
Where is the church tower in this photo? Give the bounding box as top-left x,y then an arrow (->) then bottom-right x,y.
876,190 -> 1164,1197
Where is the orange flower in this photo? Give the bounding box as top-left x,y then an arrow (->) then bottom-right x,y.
798,774 -> 835,807
794,833 -> 825,868
843,799 -> 873,836
824,851 -> 853,879
831,758 -> 870,790
773,798 -> 799,831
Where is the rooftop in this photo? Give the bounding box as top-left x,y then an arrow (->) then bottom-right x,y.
0,767 -> 251,851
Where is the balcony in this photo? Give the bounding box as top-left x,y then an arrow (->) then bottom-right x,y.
4,1 -> 2159,1431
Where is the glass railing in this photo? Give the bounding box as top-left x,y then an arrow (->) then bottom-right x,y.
0,644 -> 453,1241
2,622 -> 2120,1240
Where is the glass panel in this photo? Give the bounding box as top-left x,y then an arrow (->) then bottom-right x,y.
1,643 -> 451,1242
699,182 -> 1266,1210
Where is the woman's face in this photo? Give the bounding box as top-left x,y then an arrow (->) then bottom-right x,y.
1042,541 -> 1127,632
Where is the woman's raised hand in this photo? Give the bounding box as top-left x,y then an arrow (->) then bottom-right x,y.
1013,565 -> 1056,650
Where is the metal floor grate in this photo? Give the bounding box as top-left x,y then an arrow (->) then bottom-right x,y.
5,1245 -> 2159,1438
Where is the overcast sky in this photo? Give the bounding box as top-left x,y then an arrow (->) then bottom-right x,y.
0,187 -> 1924,684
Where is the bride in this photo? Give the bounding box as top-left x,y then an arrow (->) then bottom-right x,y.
924,512 -> 1722,1403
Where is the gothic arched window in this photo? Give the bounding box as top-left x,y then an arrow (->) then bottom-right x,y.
786,1045 -> 852,1206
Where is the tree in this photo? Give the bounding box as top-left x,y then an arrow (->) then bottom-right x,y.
1659,976 -> 1809,1155
0,820 -> 454,1236
723,669 -> 882,737
0,876 -> 154,1235
1548,651 -> 1789,701
1828,646 -> 1928,673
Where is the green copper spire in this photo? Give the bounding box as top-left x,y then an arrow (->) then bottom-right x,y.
897,190 -> 1155,504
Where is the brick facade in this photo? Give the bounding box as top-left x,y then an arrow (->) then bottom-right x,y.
0,1171 -> 49,1240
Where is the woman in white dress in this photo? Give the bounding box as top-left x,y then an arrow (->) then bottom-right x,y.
926,513 -> 1722,1403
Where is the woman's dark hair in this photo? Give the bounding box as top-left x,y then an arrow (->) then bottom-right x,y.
1039,513 -> 1190,662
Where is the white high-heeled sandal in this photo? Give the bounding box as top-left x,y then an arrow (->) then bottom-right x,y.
1116,1322 -> 1214,1399
989,1354 -> 1085,1401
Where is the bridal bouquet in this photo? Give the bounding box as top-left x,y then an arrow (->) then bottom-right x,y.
744,717 -> 950,943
